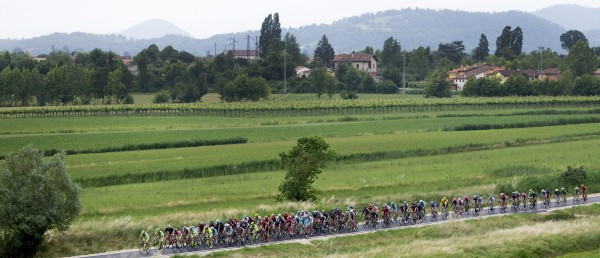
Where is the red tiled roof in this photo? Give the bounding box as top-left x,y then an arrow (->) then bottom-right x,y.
333,53 -> 377,62
542,68 -> 559,75
229,50 -> 258,56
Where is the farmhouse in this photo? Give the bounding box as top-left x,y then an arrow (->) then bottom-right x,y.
229,50 -> 259,60
332,53 -> 378,78
447,63 -> 561,90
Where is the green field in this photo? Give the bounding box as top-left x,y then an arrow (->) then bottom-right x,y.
1,96 -> 599,257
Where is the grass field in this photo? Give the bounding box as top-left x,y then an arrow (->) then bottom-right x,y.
2,97 -> 599,257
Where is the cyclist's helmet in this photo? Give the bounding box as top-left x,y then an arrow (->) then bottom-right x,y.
501,193 -> 504,195
430,201 -> 435,205
561,187 -> 564,190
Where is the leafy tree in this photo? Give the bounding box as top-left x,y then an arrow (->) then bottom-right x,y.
495,26 -> 523,60
436,41 -> 465,64
381,37 -> 402,67
504,75 -> 531,96
0,145 -> 81,257
573,74 -> 600,96
408,46 -> 432,81
259,13 -> 283,57
313,35 -> 335,68
310,68 -> 335,99
560,30 -> 588,50
278,136 -> 338,201
104,67 -> 127,104
424,70 -> 451,98
284,33 -> 306,65
170,82 -> 202,103
563,40 -> 597,77
363,46 -> 374,54
160,45 -> 179,62
473,34 -> 489,61
220,73 -> 270,101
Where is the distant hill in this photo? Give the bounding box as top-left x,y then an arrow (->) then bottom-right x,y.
533,4 -> 600,32
0,8 -> 588,56
118,19 -> 194,39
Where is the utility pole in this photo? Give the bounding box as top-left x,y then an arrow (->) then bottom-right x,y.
402,51 -> 406,95
539,46 -> 544,74
229,37 -> 239,57
255,36 -> 259,58
245,35 -> 251,60
284,41 -> 287,94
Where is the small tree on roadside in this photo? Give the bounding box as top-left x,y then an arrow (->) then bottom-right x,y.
0,145 -> 82,257
278,136 -> 338,201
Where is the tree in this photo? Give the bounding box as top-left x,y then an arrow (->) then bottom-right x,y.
381,37 -> 402,67
284,33 -> 306,65
495,26 -> 523,60
363,46 -> 374,54
560,30 -> 588,50
559,166 -> 588,188
504,75 -> 531,96
563,40 -> 597,77
573,74 -> 600,96
278,136 -> 338,201
473,34 -> 489,61
436,41 -> 465,64
310,68 -> 335,99
0,145 -> 81,257
408,46 -> 432,81
424,70 -> 451,98
313,35 -> 335,68
104,67 -> 128,104
220,73 -> 270,102
259,13 -> 283,58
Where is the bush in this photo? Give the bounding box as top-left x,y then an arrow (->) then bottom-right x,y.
152,91 -> 170,103
559,166 -> 588,188
376,80 -> 398,94
340,91 -> 358,99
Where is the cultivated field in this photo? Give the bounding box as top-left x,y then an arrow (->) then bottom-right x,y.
1,95 -> 599,257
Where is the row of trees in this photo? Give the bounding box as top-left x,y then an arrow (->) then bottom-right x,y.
462,73 -> 600,97
0,50 -> 133,106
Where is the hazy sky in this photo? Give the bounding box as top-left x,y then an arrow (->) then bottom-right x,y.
2,0 -> 599,39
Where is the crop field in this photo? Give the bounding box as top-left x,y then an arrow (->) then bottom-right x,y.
1,95 -> 599,257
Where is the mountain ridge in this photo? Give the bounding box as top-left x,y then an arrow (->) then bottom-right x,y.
0,8 -> 593,56
118,19 -> 194,39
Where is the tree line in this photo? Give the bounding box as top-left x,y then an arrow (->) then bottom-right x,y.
2,13 -> 600,106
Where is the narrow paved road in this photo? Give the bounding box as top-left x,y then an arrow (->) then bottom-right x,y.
73,194 -> 599,258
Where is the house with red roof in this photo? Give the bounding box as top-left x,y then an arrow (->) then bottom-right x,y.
332,53 -> 378,78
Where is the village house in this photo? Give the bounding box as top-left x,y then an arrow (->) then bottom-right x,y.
447,63 -> 561,90
332,53 -> 378,78
229,50 -> 259,60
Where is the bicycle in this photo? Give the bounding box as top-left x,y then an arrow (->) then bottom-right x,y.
172,235 -> 183,252
499,200 -> 507,213
487,201 -> 495,214
555,195 -> 561,207
138,239 -> 151,255
529,196 -> 537,210
431,208 -> 438,222
152,235 -> 165,254
573,193 -> 580,205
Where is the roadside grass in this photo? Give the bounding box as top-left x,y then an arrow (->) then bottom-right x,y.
130,93 -> 155,104
4,113 -> 600,156
53,123 -> 600,181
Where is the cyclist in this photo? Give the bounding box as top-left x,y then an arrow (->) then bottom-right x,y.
390,202 -> 398,221
487,195 -> 495,205
203,224 -> 213,248
224,223 -> 234,243
441,197 -> 448,209
165,225 -> 174,243
529,189 -> 537,208
382,203 -> 391,223
155,228 -> 165,242
521,192 -> 527,209
581,184 -> 589,202
140,230 -> 150,242
554,188 -> 561,204
430,201 -> 438,217
463,195 -> 470,213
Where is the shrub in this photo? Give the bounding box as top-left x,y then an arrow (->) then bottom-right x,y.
152,91 -> 170,103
